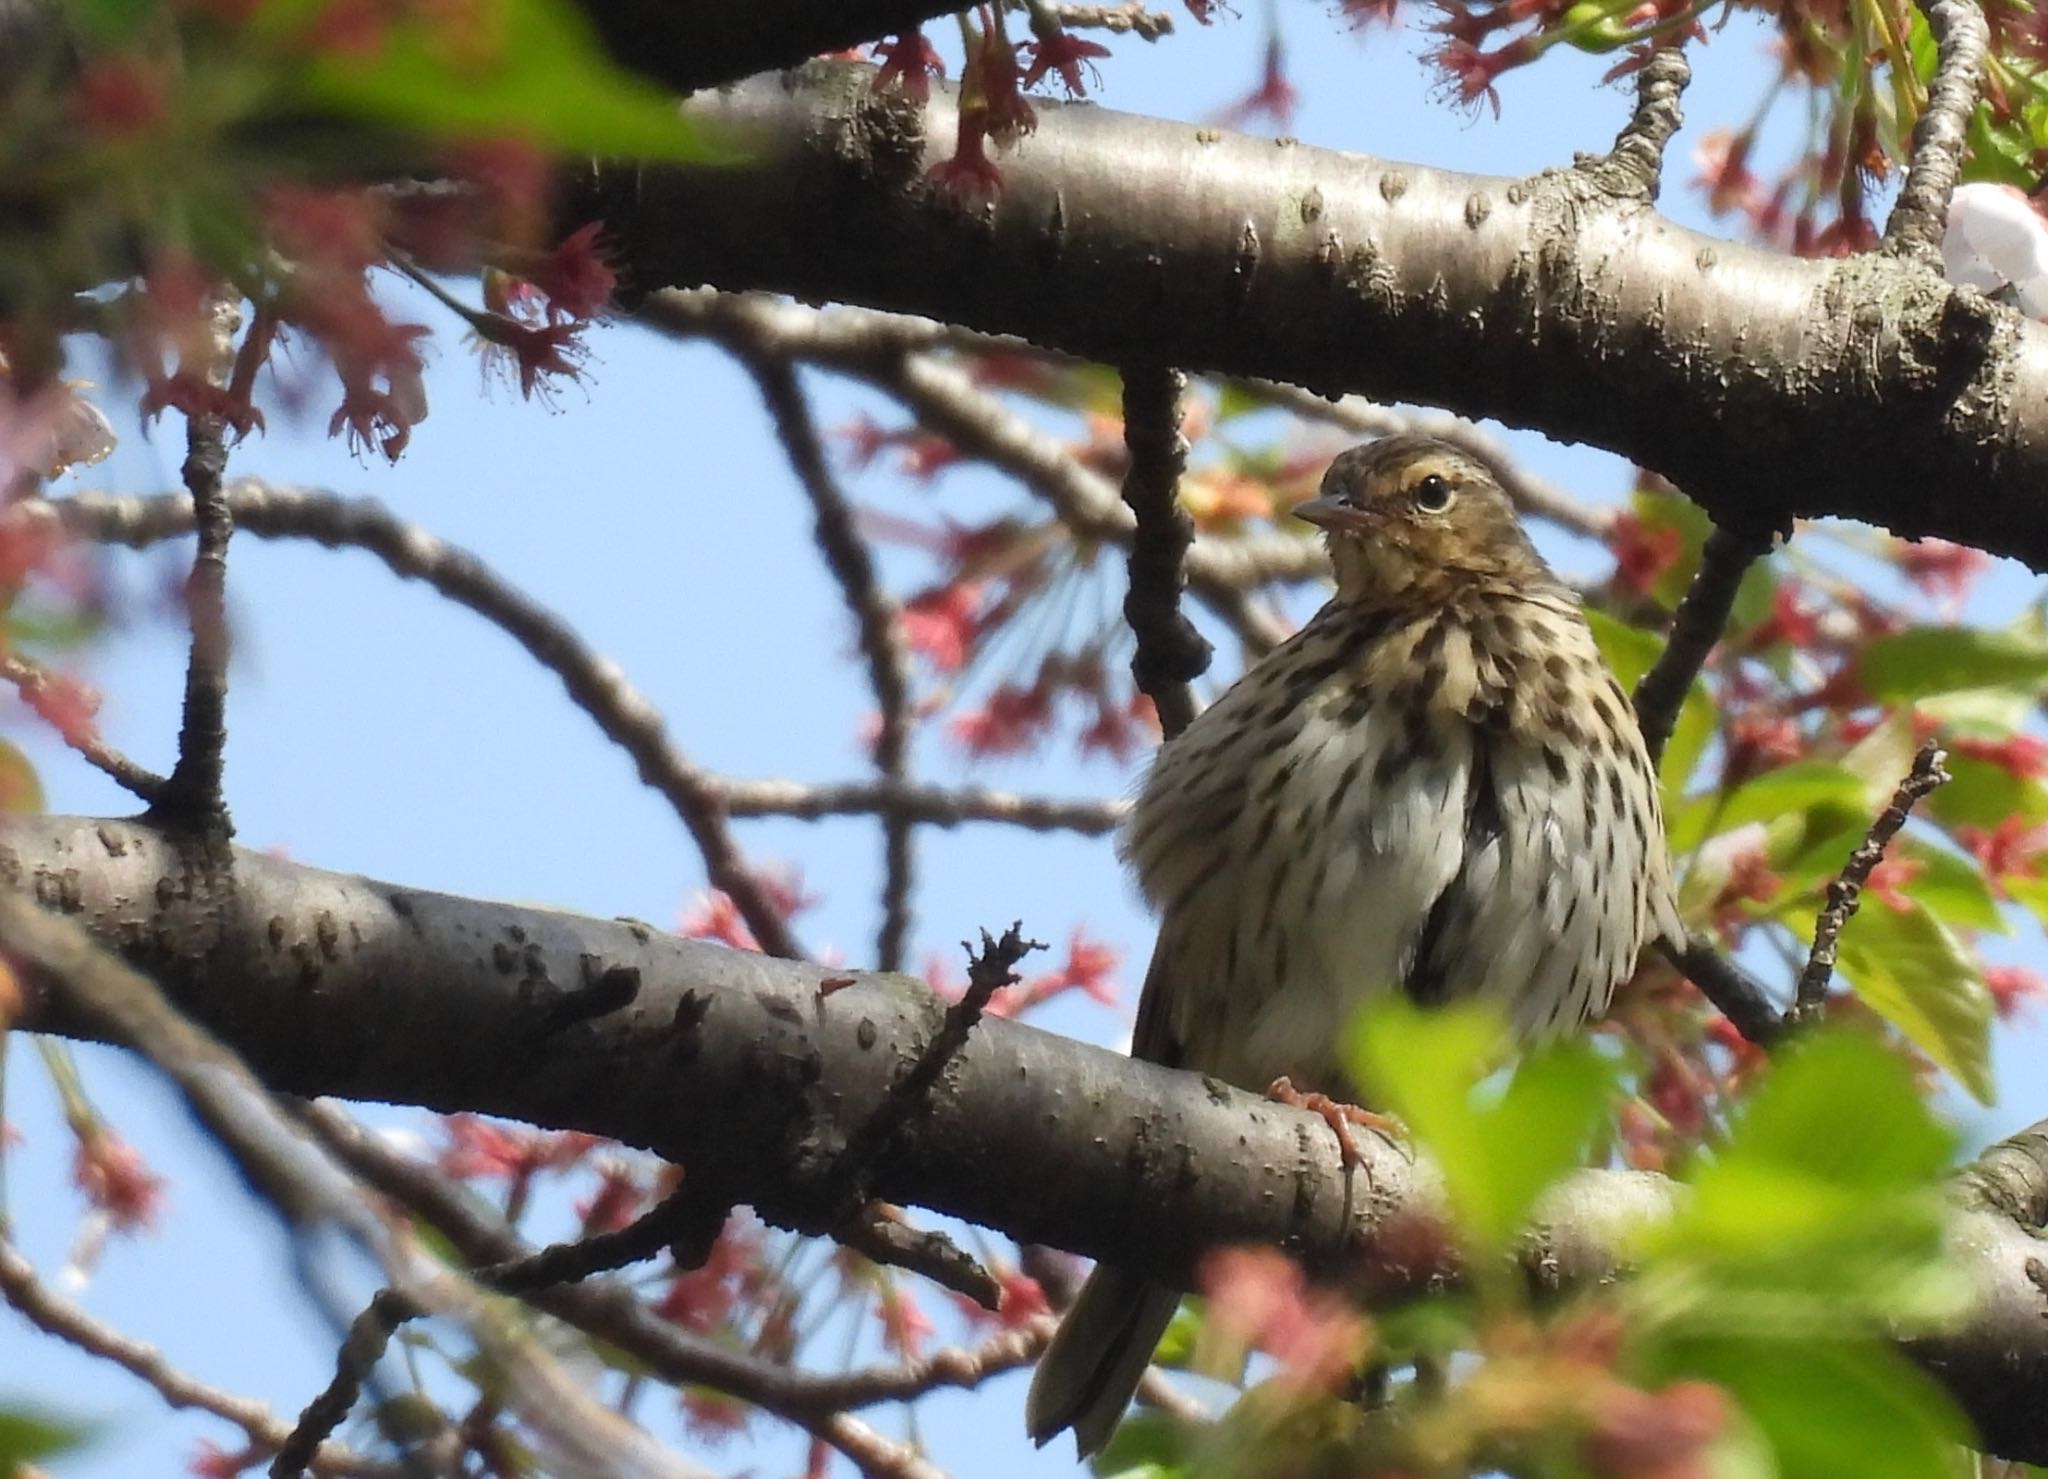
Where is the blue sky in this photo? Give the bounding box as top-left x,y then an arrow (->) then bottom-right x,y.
6,7 -> 2047,1477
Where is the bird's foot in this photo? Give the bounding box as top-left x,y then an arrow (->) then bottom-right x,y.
1264,1077 -> 1406,1170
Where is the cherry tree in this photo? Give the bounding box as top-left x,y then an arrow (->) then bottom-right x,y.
6,1 -> 2048,1476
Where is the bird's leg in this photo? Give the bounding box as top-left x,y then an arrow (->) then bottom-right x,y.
1265,1077 -> 1405,1170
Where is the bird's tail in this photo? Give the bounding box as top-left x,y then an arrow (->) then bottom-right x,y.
1025,1263 -> 1181,1458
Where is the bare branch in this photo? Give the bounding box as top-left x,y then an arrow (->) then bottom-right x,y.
1884,0 -> 1992,265
715,775 -> 1124,835
746,354 -> 919,970
1596,45 -> 1691,199
1041,2 -> 1173,37
0,653 -> 165,803
1794,741 -> 1951,1019
27,483 -> 806,960
1118,365 -> 1207,737
157,407 -> 234,835
271,1291 -> 420,1479
1632,522 -> 1771,768
0,1238 -> 396,1478
1659,934 -> 1785,1048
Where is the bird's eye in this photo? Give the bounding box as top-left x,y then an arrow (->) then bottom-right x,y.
1411,474 -> 1454,514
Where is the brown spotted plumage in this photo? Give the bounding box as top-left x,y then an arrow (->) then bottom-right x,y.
1026,435 -> 1682,1456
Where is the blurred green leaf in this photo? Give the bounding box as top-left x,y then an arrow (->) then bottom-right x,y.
1094,1409 -> 1192,1479
1825,905 -> 1994,1104
1585,607 -> 1713,792
1666,763 -> 1866,855
1647,1031 -> 1958,1316
1928,753 -> 2048,830
1655,1338 -> 1968,1479
290,0 -> 713,158
60,0 -> 163,42
1776,828 -> 2003,933
1348,1000 -> 1616,1252
0,1407 -> 92,1467
0,739 -> 45,814
1857,627 -> 2048,703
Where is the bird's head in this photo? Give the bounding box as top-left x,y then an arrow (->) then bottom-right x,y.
1295,435 -> 1551,603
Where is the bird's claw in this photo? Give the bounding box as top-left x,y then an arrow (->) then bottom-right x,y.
1265,1076 -> 1407,1171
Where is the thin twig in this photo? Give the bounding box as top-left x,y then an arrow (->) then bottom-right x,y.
1119,366 -> 1208,737
271,1291 -> 420,1479
156,409 -> 234,834
837,1203 -> 1002,1309
1632,523 -> 1771,768
831,925 -> 1044,1210
1794,741 -> 1951,1020
1040,1 -> 1174,37
0,1238 -> 396,1478
747,354 -> 918,971
716,775 -> 1124,835
0,653 -> 165,802
479,1178 -> 727,1294
1884,0 -> 1991,265
31,484 -> 806,960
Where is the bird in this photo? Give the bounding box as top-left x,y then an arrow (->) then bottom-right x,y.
1024,434 -> 1684,1456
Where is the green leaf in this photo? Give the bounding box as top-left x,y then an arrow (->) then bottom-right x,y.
0,1406 -> 93,1468
1823,904 -> 1994,1104
1585,607 -> 1713,792
1857,627 -> 2048,703
1926,754 -> 2048,830
1656,1338 -> 1969,1479
289,0 -> 715,159
1347,1000 -> 1616,1252
1666,763 -> 1867,855
1093,1409 -> 1192,1479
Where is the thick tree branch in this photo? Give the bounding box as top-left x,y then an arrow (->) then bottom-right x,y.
574,63 -> 2048,569
1884,0 -> 1991,265
9,815 -> 2048,1459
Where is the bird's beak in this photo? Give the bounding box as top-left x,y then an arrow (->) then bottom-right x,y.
1293,495 -> 1376,533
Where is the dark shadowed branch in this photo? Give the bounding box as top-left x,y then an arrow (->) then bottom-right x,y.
156,407 -> 234,835
1118,364 -> 1208,737
1632,522 -> 1772,768
11,814 -> 2048,1460
1884,0 -> 1991,264
1795,741 -> 1952,1019
745,353 -> 919,970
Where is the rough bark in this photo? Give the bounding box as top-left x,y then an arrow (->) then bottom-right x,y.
9,814 -> 2048,1461
567,63 -> 2048,569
